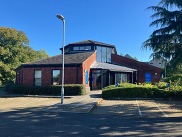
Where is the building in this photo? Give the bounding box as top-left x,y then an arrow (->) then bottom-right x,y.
148,57 -> 167,69
16,40 -> 162,91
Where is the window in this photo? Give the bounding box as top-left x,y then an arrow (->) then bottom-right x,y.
34,70 -> 42,86
102,47 -> 107,62
85,46 -> 91,50
115,73 -> 128,84
73,46 -> 79,50
96,46 -> 102,62
73,46 -> 92,51
80,46 -> 85,50
96,46 -> 112,63
106,47 -> 112,62
52,70 -> 60,85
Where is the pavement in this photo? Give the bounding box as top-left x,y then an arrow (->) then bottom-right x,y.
0,89 -> 103,113
38,90 -> 103,113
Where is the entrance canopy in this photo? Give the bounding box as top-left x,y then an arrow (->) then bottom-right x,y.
91,62 -> 137,72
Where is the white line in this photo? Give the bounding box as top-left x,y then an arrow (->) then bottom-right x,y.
136,100 -> 142,116
155,103 -> 168,117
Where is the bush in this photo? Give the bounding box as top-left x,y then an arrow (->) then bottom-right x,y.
103,85 -> 116,89
102,85 -> 182,100
102,87 -> 164,99
118,83 -> 136,88
156,81 -> 168,89
163,74 -> 182,86
0,85 -> 5,92
5,84 -> 86,96
167,86 -> 182,99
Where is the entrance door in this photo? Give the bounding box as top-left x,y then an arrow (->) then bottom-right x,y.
91,70 -> 101,90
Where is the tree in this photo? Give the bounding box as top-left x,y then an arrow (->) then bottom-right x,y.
143,0 -> 182,74
0,27 -> 49,84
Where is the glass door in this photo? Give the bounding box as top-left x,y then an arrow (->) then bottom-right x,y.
91,70 -> 101,90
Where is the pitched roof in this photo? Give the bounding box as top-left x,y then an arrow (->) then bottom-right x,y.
22,52 -> 95,66
67,40 -> 116,48
124,54 -> 133,59
112,54 -> 163,71
91,62 -> 137,72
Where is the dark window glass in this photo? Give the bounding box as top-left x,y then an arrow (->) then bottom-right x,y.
80,46 -> 85,50
102,47 -> 107,62
107,48 -> 112,62
85,46 -> 91,50
52,70 -> 60,85
115,73 -> 128,84
73,46 -> 79,50
34,70 -> 42,86
91,70 -> 101,90
97,46 -> 102,62
97,46 -> 112,63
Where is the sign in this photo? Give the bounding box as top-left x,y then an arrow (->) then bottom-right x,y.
85,70 -> 89,84
145,73 -> 152,83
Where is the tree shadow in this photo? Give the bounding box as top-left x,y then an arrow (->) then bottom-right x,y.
0,102 -> 182,137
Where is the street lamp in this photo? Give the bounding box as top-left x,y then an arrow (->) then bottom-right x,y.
56,14 -> 65,104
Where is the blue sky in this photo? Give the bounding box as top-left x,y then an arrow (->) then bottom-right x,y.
0,0 -> 160,61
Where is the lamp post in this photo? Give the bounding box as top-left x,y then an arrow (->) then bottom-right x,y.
56,14 -> 65,104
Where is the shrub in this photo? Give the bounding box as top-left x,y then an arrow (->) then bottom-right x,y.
102,85 -> 182,100
156,81 -> 168,89
5,84 -> 86,96
163,74 -> 182,86
118,83 -> 136,88
102,87 -> 164,99
103,85 -> 116,89
168,86 -> 182,99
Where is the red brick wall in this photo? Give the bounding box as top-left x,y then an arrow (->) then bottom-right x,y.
112,54 -> 162,84
16,66 -> 83,86
82,52 -> 96,87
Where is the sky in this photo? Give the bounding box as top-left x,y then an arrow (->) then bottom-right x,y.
0,0 -> 161,62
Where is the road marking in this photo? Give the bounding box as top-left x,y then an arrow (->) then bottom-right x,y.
136,100 -> 142,116
155,103 -> 168,117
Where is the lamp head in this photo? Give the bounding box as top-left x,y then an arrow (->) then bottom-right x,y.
56,14 -> 64,21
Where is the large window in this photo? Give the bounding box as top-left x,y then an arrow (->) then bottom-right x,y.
73,46 -> 91,51
34,70 -> 42,86
52,70 -> 60,85
96,46 -> 112,63
115,73 -> 128,84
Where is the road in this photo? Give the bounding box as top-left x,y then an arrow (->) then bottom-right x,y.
0,109 -> 182,137
0,92 -> 182,137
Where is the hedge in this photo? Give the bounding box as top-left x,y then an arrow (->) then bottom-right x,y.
5,84 -> 86,96
102,86 -> 182,100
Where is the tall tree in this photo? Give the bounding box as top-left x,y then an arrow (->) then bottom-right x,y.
143,0 -> 182,73
0,27 -> 49,84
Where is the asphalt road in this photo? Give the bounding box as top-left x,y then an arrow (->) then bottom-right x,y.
0,110 -> 182,137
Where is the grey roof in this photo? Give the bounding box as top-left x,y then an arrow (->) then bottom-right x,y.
124,54 -> 133,59
23,52 -> 94,66
91,62 -> 137,72
67,40 -> 116,48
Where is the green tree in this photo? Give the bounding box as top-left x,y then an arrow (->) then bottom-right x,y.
0,27 -> 49,84
143,0 -> 182,74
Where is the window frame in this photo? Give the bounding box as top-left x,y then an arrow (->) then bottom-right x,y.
52,69 -> 61,85
34,70 -> 42,86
